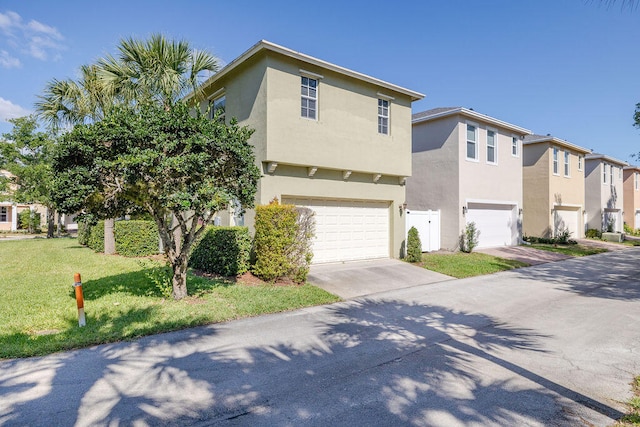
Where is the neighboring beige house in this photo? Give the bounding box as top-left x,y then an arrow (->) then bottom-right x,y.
0,169 -> 47,232
623,165 -> 640,229
584,153 -> 627,233
197,40 -> 424,263
408,107 -> 530,250
522,135 -> 591,239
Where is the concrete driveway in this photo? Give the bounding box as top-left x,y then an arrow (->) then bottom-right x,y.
477,245 -> 572,265
3,249 -> 640,426
308,258 -> 453,299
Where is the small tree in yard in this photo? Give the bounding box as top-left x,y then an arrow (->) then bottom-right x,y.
406,226 -> 422,262
459,221 -> 480,253
52,102 -> 260,299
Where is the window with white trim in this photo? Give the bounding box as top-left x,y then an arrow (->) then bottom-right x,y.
0,207 -> 7,222
301,76 -> 317,119
610,165 -> 614,185
209,95 -> 226,122
466,124 -> 478,160
603,163 -> 608,184
564,151 -> 570,176
511,137 -> 519,157
635,172 -> 639,190
619,167 -> 623,179
553,147 -> 559,175
578,156 -> 583,171
486,129 -> 496,164
378,99 -> 389,135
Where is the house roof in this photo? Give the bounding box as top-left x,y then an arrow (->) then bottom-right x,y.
412,107 -> 531,136
585,152 -> 628,167
624,165 -> 640,171
193,40 -> 425,102
523,134 -> 591,154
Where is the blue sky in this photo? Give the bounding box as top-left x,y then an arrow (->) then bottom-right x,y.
1,0 -> 639,162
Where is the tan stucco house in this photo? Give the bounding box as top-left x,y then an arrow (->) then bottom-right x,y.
522,135 -> 591,239
197,40 -> 424,263
407,107 -> 530,250
623,165 -> 640,229
584,153 -> 627,233
0,169 -> 48,232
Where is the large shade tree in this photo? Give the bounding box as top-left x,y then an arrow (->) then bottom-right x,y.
53,103 -> 260,299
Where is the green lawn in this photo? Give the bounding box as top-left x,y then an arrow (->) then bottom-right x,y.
420,252 -> 528,278
615,376 -> 640,426
529,243 -> 608,256
0,238 -> 340,359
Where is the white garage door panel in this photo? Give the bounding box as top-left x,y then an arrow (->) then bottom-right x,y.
466,203 -> 516,249
554,209 -> 579,238
283,198 -> 390,263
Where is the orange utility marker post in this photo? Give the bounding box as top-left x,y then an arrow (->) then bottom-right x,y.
74,273 -> 86,327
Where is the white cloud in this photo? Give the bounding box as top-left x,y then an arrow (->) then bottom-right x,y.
0,98 -> 31,121
0,10 -> 64,61
0,50 -> 20,68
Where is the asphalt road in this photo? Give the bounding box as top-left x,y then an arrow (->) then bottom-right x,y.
2,248 -> 640,426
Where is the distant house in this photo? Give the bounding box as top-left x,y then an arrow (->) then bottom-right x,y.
197,40 -> 424,263
522,135 -> 590,239
408,107 -> 530,250
623,165 -> 640,229
584,153 -> 627,233
0,169 -> 45,232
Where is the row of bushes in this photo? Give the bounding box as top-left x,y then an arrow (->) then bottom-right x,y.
78,200 -> 316,283
523,235 -> 577,245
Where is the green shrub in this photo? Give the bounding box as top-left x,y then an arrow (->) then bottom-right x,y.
555,228 -> 572,244
459,222 -> 480,253
586,228 -> 602,239
406,226 -> 422,262
189,226 -> 251,276
17,210 -> 41,233
87,220 -> 105,252
252,200 -> 314,283
114,220 -> 159,257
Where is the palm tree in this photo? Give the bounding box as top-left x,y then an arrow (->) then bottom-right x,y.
35,64 -> 120,250
97,33 -> 219,110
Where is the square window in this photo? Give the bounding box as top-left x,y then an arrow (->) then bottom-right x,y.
0,207 -> 7,222
209,95 -> 226,122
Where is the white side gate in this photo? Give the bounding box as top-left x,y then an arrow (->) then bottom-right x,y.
406,210 -> 440,252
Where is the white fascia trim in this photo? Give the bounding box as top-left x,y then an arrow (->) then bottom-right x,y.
585,153 -> 629,167
413,107 -> 531,136
623,165 -> 640,171
193,40 -> 425,102
523,137 -> 591,154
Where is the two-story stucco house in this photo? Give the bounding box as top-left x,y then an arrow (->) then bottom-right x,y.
584,153 -> 627,233
522,135 -> 591,239
407,107 -> 530,250
197,40 -> 424,263
623,165 -> 640,230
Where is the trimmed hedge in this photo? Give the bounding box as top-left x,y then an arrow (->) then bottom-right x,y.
406,226 -> 422,262
115,220 -> 159,257
77,219 -> 93,246
87,220 -> 105,252
189,226 -> 251,276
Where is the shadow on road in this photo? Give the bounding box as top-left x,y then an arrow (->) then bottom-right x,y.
0,299 -> 624,426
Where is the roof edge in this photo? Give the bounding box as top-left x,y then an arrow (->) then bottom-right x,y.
523,137 -> 591,154
412,107 -> 531,135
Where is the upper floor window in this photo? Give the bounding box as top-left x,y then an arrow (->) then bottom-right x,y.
0,207 -> 7,222
378,99 -> 389,135
636,172 -> 639,190
564,151 -> 570,177
603,163 -> 608,184
619,167 -> 623,179
466,124 -> 478,160
301,76 -> 317,119
209,95 -> 226,122
486,129 -> 497,164
511,137 -> 519,157
552,147 -> 559,175
610,165 -> 614,185
578,156 -> 583,171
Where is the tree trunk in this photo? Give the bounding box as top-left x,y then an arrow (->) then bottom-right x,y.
56,213 -> 62,237
46,208 -> 55,238
171,256 -> 188,300
104,218 -> 116,254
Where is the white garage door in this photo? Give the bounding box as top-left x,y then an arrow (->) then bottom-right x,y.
635,211 -> 640,229
554,209 -> 579,238
283,197 -> 390,264
466,203 -> 516,248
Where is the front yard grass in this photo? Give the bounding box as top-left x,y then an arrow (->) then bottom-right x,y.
420,252 -> 528,278
529,243 -> 608,256
0,238 -> 340,359
615,376 -> 640,426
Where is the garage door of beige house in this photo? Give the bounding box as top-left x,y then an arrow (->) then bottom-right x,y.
282,197 -> 390,263
554,208 -> 579,238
